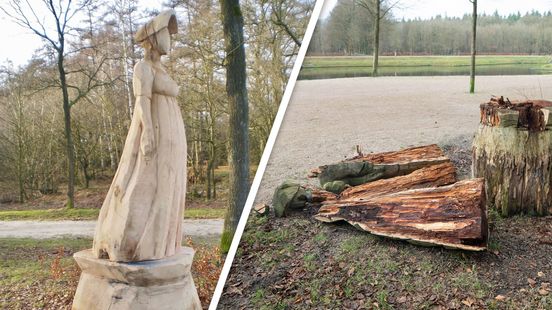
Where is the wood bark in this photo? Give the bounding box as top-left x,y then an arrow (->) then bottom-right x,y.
350,144 -> 447,163
220,0 -> 250,252
310,144 -> 450,187
475,97 -> 552,216
306,162 -> 456,207
340,162 -> 457,200
472,125 -> 552,216
480,96 -> 552,131
276,144 -> 488,250
58,42 -> 76,209
315,179 -> 488,251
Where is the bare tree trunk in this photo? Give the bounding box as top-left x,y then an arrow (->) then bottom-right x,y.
372,0 -> 380,77
470,0 -> 477,93
57,48 -> 76,208
220,0 -> 250,253
15,96 -> 26,202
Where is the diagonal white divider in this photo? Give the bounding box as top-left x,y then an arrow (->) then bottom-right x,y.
208,1 -> 326,308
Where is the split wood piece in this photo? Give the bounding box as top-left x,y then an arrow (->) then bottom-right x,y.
306,162 -> 455,207
480,96 -> 552,131
310,187 -> 338,203
315,179 -> 488,251
309,144 -> 450,187
350,144 -> 446,163
473,125 -> 552,216
340,162 -> 457,200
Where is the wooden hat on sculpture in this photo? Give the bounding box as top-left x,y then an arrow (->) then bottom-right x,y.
135,10 -> 178,42
72,10 -> 201,310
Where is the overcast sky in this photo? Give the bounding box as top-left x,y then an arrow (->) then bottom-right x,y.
1,0 -> 552,67
0,0 -> 161,68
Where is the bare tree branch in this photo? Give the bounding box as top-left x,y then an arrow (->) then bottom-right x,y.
0,1 -> 60,50
381,0 -> 402,18
271,2 -> 302,46
356,0 -> 375,16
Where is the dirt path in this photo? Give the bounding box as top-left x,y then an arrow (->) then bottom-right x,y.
0,219 -> 223,239
256,75 -> 552,203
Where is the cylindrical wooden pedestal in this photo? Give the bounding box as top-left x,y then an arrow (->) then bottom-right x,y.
71,247 -> 202,310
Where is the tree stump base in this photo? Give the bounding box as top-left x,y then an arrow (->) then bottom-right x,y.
472,97 -> 552,216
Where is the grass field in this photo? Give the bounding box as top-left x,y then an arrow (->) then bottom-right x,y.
0,207 -> 226,221
299,55 -> 552,80
220,214 -> 552,309
0,237 -> 221,309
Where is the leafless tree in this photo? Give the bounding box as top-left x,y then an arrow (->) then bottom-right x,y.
1,0 -> 113,208
357,0 -> 401,76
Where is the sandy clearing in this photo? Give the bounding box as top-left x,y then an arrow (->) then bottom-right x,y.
0,219 -> 223,239
255,75 -> 552,204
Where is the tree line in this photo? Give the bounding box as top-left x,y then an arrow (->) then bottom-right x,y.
0,0 -> 313,206
309,1 -> 552,56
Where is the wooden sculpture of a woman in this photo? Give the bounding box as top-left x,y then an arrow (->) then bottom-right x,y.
93,10 -> 187,262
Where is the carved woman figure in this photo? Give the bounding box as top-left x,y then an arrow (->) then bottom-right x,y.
93,10 -> 187,262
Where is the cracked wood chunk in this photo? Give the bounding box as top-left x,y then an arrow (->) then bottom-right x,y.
315,179 -> 488,251
310,144 -> 451,189
340,162 -> 457,200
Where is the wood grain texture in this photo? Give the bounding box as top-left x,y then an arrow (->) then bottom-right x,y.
315,179 -> 488,251
94,55 -> 186,262
340,162 -> 457,200
480,96 -> 552,131
310,144 -> 450,188
472,125 -> 552,216
350,144 -> 447,163
309,186 -> 338,203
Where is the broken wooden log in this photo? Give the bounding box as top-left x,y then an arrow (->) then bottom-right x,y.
315,179 -> 488,251
340,162 -> 457,200
302,162 -> 456,208
472,125 -> 552,216
310,144 -> 450,190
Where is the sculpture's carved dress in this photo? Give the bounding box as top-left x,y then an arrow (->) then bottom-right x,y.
93,60 -> 186,262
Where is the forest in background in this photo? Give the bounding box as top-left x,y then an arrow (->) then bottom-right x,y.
309,0 -> 552,56
0,0 -> 313,204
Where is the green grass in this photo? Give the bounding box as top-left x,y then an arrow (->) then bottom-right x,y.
0,208 -> 99,221
300,55 -> 552,79
184,208 -> 226,219
229,215 -> 552,309
303,55 -> 550,68
0,207 -> 226,221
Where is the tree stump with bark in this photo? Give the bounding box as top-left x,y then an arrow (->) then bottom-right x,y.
473,97 -> 552,216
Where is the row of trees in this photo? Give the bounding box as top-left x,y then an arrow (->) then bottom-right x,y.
0,0 -> 313,210
309,2 -> 552,56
